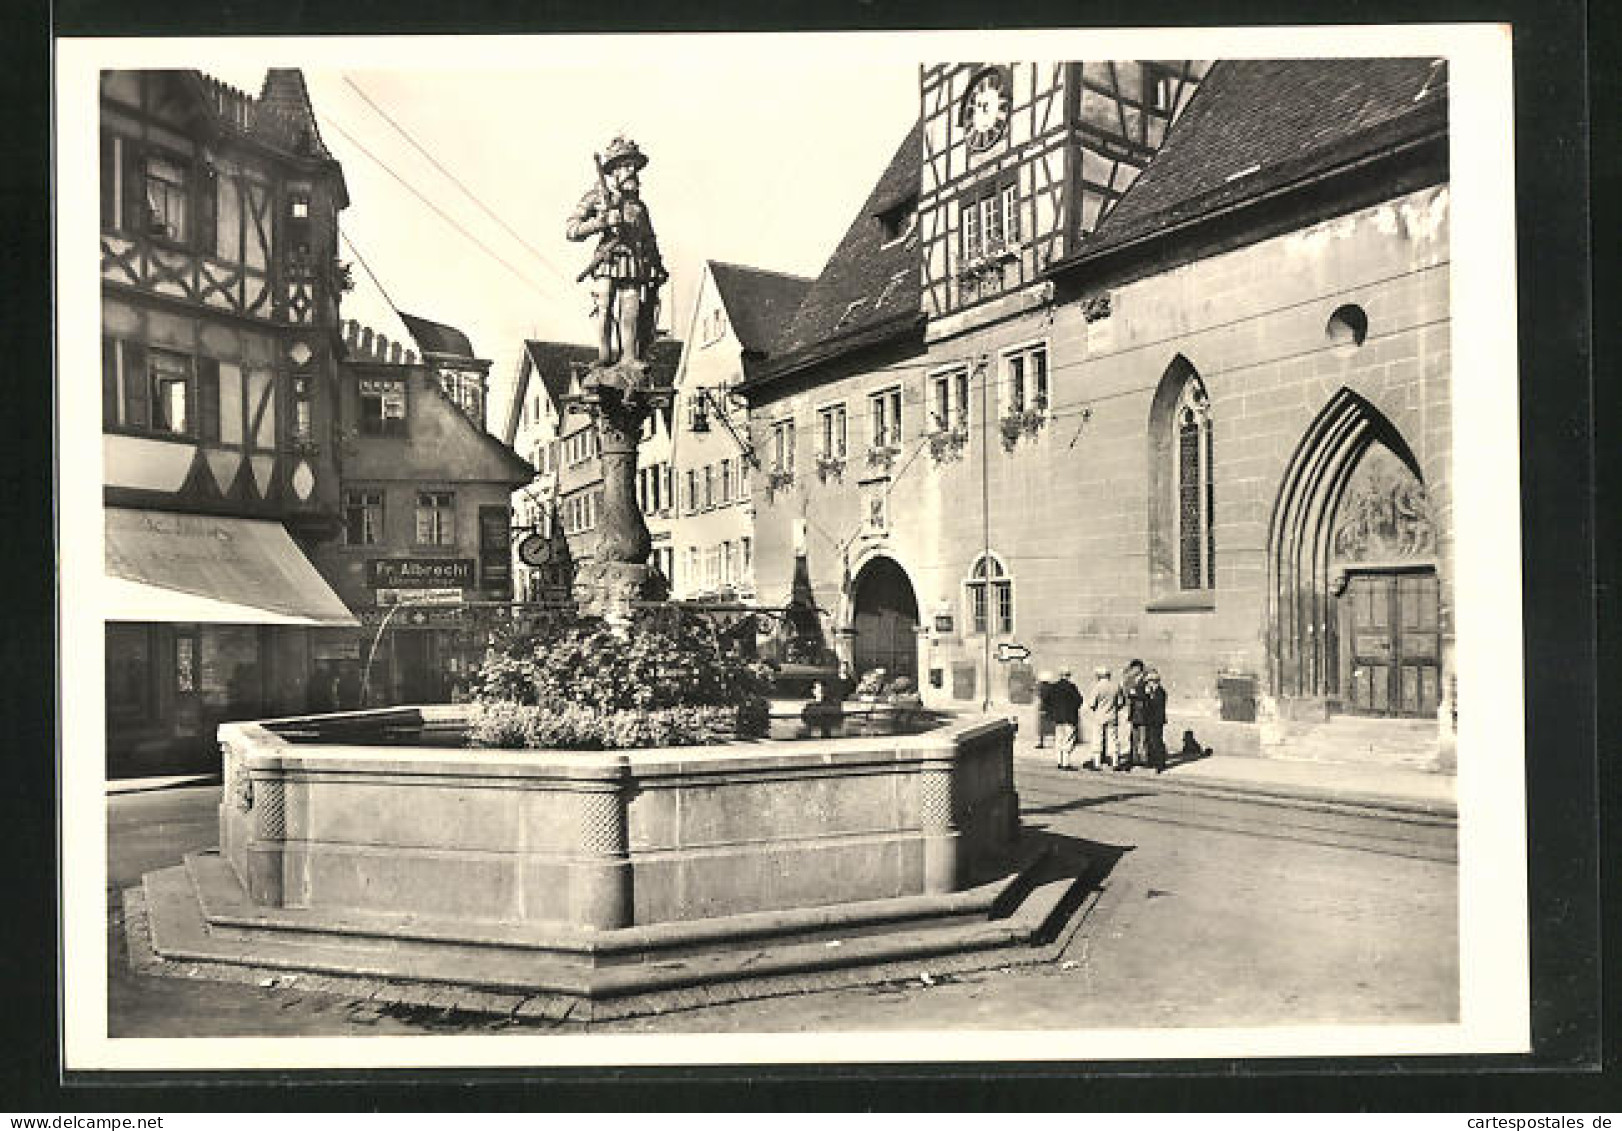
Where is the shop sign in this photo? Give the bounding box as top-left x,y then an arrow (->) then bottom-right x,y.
367,558 -> 474,588
376,587 -> 463,607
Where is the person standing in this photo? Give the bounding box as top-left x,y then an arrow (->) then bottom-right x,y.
1048,667 -> 1083,770
1082,665 -> 1121,771
1141,668 -> 1169,773
1120,658 -> 1147,771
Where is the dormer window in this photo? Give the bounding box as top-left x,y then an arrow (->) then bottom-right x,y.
878,194 -> 917,244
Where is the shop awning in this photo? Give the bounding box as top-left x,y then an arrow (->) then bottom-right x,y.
104,508 -> 359,627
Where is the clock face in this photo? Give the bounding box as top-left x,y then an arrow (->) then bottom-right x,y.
962,69 -> 1010,153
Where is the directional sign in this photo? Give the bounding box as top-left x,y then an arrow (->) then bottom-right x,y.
995,642 -> 1032,663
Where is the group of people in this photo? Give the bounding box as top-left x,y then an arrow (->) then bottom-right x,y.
1040,660 -> 1168,774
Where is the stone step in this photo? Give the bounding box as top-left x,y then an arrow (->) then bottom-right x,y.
141,859 -> 1086,1011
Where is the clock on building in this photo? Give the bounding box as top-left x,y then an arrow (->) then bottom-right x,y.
961,67 -> 1011,153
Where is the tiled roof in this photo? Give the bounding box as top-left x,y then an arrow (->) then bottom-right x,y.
400,311 -> 479,362
708,261 -> 814,355
254,69 -> 336,161
1083,57 -> 1449,257
753,120 -> 926,384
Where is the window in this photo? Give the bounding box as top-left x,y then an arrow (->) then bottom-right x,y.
772,419 -> 797,474
959,179 -> 1021,261
143,155 -> 189,242
869,386 -> 903,447
686,469 -> 699,512
1174,380 -> 1215,591
174,632 -> 198,694
877,194 -> 918,243
965,553 -> 1014,636
1147,356 -> 1216,602
720,458 -> 734,503
931,367 -> 971,432
720,541 -> 734,586
740,537 -> 752,576
344,490 -> 384,546
703,464 -> 715,509
415,491 -> 455,546
148,349 -> 192,435
359,378 -> 407,437
818,404 -> 848,458
1002,343 -> 1049,415
1150,71 -> 1177,112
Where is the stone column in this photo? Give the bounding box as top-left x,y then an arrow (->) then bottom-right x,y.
570,374 -> 670,623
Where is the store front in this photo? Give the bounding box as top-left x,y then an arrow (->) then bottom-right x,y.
103,508 -> 358,775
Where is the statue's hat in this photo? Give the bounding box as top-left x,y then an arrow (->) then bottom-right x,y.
601,136 -> 649,174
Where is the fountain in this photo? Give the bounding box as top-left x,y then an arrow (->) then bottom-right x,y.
134,140 -> 1084,1021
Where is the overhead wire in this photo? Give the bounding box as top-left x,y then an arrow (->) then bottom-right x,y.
315,110 -> 568,305
339,76 -> 579,291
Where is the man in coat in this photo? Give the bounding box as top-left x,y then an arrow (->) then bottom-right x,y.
1141,668 -> 1169,773
1047,667 -> 1084,771
1119,658 -> 1147,770
1082,665 -> 1121,771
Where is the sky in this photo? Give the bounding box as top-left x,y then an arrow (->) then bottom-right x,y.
207,56 -> 919,425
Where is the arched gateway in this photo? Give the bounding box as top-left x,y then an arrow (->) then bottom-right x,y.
850,555 -> 920,682
1267,389 -> 1442,718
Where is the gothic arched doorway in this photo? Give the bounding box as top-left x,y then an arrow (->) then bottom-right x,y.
850,556 -> 919,683
1267,389 -> 1441,718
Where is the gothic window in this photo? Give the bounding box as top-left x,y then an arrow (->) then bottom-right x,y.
964,553 -> 1014,636
1174,380 -> 1216,590
1147,356 -> 1215,603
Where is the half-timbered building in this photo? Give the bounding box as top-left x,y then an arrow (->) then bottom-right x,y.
744,58 -> 1455,771
100,69 -> 360,774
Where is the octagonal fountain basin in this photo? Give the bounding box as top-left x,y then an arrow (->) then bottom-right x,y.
140,706 -> 1087,1013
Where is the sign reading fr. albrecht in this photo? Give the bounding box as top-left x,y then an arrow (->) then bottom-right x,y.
366,558 -> 475,588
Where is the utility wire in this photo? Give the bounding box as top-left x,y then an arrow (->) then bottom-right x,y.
340,76 -> 578,290
338,227 -> 404,321
316,110 -> 567,304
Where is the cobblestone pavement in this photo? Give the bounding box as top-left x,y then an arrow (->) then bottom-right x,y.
104,767 -> 1457,1038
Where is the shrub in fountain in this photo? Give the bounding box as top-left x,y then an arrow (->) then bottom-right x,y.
467,610 -> 771,749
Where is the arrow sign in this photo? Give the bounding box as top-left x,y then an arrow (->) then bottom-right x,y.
995,642 -> 1031,663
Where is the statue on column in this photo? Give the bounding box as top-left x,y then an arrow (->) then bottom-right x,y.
566,136 -> 669,376
562,137 -> 673,620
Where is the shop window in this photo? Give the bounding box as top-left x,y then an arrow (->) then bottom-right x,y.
415,491 -> 456,547
818,404 -> 848,458
359,378 -> 408,437
344,490 -> 384,546
964,552 -> 1014,636
1002,342 -> 1049,416
868,386 -> 903,448
174,632 -> 198,694
105,625 -> 154,724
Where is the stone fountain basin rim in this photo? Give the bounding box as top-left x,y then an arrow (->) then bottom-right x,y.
221,711 -> 1014,780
